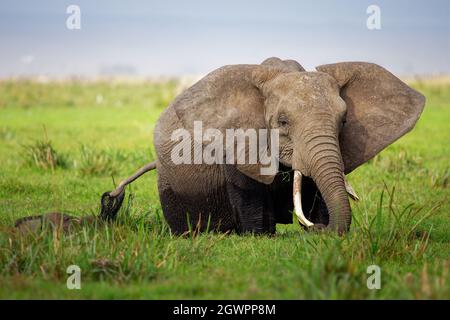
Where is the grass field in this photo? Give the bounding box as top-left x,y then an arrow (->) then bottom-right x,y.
0,78 -> 448,299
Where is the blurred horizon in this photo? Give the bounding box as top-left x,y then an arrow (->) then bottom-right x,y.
0,0 -> 449,79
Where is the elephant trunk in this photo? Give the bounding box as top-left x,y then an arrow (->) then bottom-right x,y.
301,133 -> 352,234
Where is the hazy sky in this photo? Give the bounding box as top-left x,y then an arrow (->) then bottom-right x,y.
0,0 -> 449,77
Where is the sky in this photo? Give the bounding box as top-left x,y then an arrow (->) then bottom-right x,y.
0,0 -> 449,78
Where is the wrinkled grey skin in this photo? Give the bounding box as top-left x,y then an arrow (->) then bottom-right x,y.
153,57 -> 425,235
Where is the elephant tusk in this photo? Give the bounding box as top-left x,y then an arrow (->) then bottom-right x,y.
293,170 -> 314,227
343,174 -> 360,201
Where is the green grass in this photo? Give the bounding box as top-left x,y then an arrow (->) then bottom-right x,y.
0,79 -> 449,299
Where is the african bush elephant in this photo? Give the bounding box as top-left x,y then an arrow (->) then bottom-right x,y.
103,57 -> 425,235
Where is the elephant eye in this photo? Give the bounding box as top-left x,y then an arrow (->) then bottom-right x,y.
278,115 -> 289,127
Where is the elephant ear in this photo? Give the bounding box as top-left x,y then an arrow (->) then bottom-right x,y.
173,64 -> 283,185
235,65 -> 284,184
316,62 -> 425,173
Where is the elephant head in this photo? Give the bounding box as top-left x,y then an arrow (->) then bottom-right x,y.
173,58 -> 425,234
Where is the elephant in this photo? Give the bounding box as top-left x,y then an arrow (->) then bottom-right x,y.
14,212 -> 96,236
101,57 -> 425,235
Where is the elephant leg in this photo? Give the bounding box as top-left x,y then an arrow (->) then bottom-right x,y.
269,165 -> 294,224
157,164 -> 237,235
224,165 -> 275,235
157,170 -> 190,235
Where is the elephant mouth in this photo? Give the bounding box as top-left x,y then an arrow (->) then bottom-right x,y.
299,175 -> 329,226
292,170 -> 359,229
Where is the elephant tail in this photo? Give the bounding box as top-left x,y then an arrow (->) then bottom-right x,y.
99,161 -> 157,221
